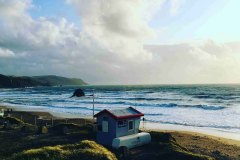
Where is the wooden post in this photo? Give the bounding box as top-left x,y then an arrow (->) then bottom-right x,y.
34,116 -> 37,126
51,118 -> 53,127
142,117 -> 145,130
65,119 -> 68,124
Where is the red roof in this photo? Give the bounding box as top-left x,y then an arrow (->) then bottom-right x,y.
94,107 -> 144,120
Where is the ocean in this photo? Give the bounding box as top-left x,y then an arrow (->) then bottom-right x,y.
0,84 -> 240,135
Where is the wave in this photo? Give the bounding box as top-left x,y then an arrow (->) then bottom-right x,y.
178,104 -> 226,110
98,97 -> 183,101
68,100 -> 225,110
1,97 -> 226,111
193,95 -> 237,100
146,119 -> 240,130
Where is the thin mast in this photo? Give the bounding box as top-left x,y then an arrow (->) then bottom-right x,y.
92,89 -> 95,122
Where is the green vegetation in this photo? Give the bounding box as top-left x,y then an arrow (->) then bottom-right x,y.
0,74 -> 87,88
0,122 -> 96,159
10,140 -> 117,160
0,111 -> 227,160
49,123 -> 94,137
33,75 -> 87,86
3,116 -> 24,125
21,123 -> 38,133
0,121 -> 215,160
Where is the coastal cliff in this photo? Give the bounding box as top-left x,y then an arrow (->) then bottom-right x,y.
0,74 -> 87,88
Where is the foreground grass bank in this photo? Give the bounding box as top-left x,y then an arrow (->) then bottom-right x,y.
10,140 -> 117,160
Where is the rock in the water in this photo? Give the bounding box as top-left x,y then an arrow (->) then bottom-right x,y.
70,88 -> 85,98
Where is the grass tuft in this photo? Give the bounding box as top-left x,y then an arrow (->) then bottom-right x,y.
10,140 -> 117,160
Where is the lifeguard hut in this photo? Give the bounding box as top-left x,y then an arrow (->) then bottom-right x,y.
94,107 -> 151,149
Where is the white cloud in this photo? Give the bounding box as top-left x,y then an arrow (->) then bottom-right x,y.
0,47 -> 15,57
169,0 -> 185,15
67,0 -> 167,61
144,40 -> 240,84
0,0 -> 32,30
0,0 -> 240,84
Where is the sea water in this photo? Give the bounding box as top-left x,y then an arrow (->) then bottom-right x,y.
0,84 -> 240,137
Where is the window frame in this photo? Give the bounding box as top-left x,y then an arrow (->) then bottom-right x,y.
128,120 -> 134,131
102,120 -> 109,132
117,120 -> 127,128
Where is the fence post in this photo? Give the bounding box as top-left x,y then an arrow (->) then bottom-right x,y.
34,116 -> 37,126
51,118 -> 54,127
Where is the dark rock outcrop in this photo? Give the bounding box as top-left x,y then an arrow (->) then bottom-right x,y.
0,74 -> 87,88
70,88 -> 85,98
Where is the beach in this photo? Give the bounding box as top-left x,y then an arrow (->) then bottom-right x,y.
141,122 -> 240,142
1,104 -> 240,160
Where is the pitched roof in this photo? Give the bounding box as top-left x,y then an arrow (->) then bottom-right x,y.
94,107 -> 144,119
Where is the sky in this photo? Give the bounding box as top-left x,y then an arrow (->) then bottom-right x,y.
0,0 -> 240,84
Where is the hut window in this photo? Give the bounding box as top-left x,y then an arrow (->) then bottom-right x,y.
102,121 -> 109,132
128,120 -> 134,130
118,120 -> 127,128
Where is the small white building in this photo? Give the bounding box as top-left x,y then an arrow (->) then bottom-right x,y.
94,107 -> 151,149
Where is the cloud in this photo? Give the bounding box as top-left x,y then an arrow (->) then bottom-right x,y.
0,47 -> 15,57
169,0 -> 185,15
67,0 -> 167,61
0,0 -> 31,18
0,0 -> 164,82
0,0 -> 240,84
144,40 -> 240,84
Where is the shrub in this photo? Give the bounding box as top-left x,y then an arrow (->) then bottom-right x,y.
4,116 -> 24,125
49,123 -> 81,134
21,124 -> 38,133
10,140 -> 117,160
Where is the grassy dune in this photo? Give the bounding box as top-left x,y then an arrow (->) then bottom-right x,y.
10,140 -> 117,160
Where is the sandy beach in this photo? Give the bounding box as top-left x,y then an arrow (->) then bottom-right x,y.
141,121 -> 240,142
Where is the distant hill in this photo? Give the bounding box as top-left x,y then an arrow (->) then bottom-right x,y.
32,75 -> 87,86
0,74 -> 87,88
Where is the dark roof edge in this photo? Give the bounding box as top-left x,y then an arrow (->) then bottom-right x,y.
129,106 -> 144,115
93,107 -> 144,119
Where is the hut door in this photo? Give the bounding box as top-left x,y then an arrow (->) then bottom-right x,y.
102,121 -> 109,132
135,120 -> 140,129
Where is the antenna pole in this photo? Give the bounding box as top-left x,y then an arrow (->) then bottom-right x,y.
135,91 -> 137,109
92,89 -> 95,122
